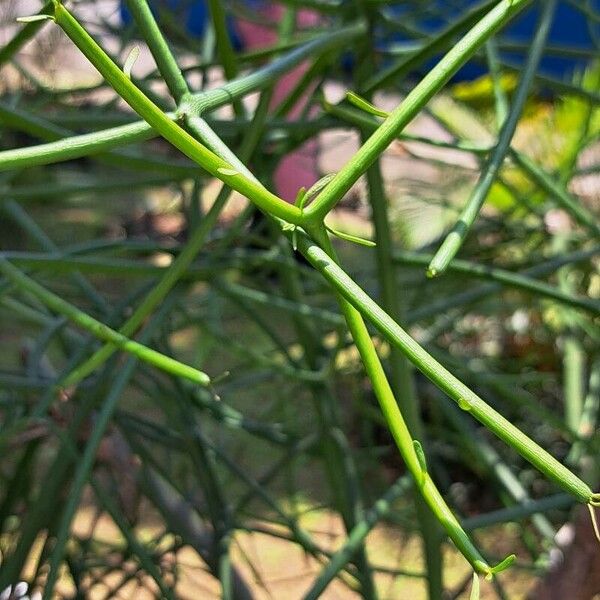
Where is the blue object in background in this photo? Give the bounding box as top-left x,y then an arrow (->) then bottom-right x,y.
120,1 -> 599,80
500,1 -> 599,78
384,1 -> 600,80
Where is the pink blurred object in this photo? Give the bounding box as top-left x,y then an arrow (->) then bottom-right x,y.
237,4 -> 320,202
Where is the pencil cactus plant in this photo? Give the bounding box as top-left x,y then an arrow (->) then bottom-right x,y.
0,0 -> 598,598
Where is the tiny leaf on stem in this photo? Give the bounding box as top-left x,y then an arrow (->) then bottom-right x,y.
16,14 -> 54,24
123,46 -> 140,79
217,167 -> 240,176
346,91 -> 389,118
304,174 -> 337,204
325,224 -> 376,247
413,440 -> 428,474
487,554 -> 517,579
294,186 -> 307,208
470,573 -> 480,600
588,503 -> 600,545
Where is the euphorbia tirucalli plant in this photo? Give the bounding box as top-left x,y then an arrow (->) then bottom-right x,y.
1,0 -> 599,598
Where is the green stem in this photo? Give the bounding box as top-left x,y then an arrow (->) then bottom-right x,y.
206,0 -> 238,80
180,23 -> 366,117
296,232 -> 598,506
364,0 -> 498,93
323,101 -> 491,155
0,114 -> 158,172
124,0 -> 190,101
305,0 -> 532,222
41,298 -> 177,599
304,224 -> 500,577
205,0 -> 245,120
436,396 -> 556,542
50,1 -> 302,225
427,0 -> 557,276
0,23 -> 363,173
564,334 -> 586,433
511,150 -> 600,237
363,136 -> 443,598
0,2 -> 53,67
393,250 -> 600,315
0,258 -> 210,387
485,38 -> 509,128
0,102 -> 193,175
305,476 -> 413,599
61,185 -> 226,389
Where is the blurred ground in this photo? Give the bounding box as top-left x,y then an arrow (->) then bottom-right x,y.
36,498 -> 533,600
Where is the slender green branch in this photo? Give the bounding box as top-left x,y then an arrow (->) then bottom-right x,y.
0,2 -> 53,66
0,102 -> 194,175
0,258 -> 210,387
427,0 -> 557,276
41,298 -> 178,599
180,22 -> 366,116
0,115 -> 158,172
511,150 -> 600,237
305,476 -> 413,599
50,1 -> 303,225
305,0 -> 532,222
296,232 -> 599,506
206,0 -> 242,107
485,38 -> 509,128
124,0 -> 190,101
323,101 -> 492,154
304,225 -> 504,577
364,0 -> 498,93
393,251 -> 600,315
